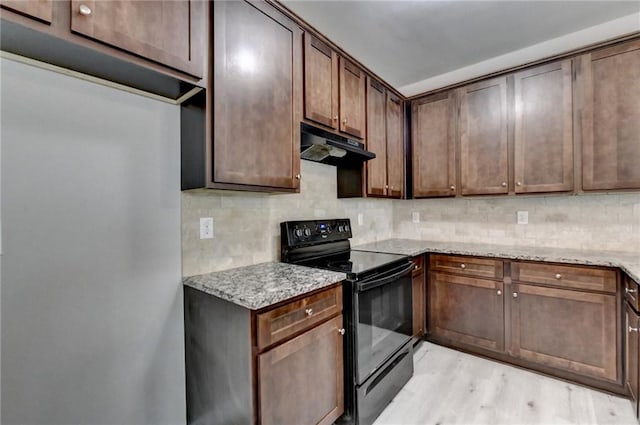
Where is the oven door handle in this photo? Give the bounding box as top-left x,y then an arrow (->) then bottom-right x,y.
356,262 -> 414,292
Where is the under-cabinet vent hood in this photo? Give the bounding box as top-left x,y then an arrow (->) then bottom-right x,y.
300,123 -> 375,166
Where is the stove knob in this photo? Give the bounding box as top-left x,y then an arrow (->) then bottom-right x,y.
294,229 -> 303,238
344,224 -> 350,232
326,224 -> 332,233
303,228 -> 312,237
338,225 -> 344,233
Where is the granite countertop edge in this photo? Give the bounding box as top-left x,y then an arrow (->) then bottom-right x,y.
353,239 -> 640,283
183,262 -> 346,311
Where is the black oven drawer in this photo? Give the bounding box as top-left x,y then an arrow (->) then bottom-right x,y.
357,341 -> 414,425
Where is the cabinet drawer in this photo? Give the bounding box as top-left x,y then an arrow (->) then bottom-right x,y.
257,286 -> 342,351
412,255 -> 424,276
511,262 -> 616,293
430,255 -> 503,279
624,275 -> 640,312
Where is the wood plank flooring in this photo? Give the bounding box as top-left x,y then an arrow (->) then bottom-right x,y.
373,342 -> 636,425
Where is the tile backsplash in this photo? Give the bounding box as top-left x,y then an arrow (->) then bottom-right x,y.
182,161 -> 640,276
181,161 -> 393,276
393,193 -> 640,253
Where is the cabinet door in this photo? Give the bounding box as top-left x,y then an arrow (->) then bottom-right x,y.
339,57 -> 366,138
70,0 -> 204,77
429,272 -> 504,352
412,271 -> 425,338
259,316 -> 344,425
1,0 -> 52,23
304,33 -> 339,129
412,92 -> 456,197
625,302 -> 639,413
514,60 -> 573,193
459,77 -> 509,195
581,40 -> 640,190
509,283 -> 618,382
366,77 -> 387,196
212,1 -> 302,190
386,92 -> 404,198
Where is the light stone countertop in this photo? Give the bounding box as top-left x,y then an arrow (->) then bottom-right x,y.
354,239 -> 640,283
183,262 -> 346,310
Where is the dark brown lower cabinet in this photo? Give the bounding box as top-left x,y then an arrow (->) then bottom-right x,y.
510,283 -> 617,382
429,271 -> 504,352
625,301 -> 639,417
427,254 -> 624,394
259,315 -> 344,425
412,255 -> 425,339
184,284 -> 344,425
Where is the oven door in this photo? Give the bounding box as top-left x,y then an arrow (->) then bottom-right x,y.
354,261 -> 414,384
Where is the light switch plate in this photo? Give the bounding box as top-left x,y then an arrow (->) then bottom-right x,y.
200,217 -> 214,239
412,212 -> 420,223
517,211 -> 528,225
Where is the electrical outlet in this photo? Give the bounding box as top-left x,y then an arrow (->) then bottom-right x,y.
517,211 -> 528,225
412,211 -> 420,223
200,217 -> 214,239
357,213 -> 364,226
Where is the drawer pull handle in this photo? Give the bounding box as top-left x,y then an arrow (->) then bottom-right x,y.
338,328 -> 345,335
555,273 -> 562,279
497,290 -> 502,296
513,292 -> 518,298
501,182 -> 507,187
630,326 -> 639,333
450,185 -> 456,191
626,288 -> 637,294
460,264 -> 466,269
295,174 -> 301,180
305,308 -> 313,316
79,4 -> 92,15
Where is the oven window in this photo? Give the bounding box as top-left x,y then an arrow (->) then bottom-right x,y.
356,271 -> 412,384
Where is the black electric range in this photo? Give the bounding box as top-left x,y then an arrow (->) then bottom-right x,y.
281,219 -> 415,425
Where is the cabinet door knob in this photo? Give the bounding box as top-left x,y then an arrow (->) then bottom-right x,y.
295,174 -> 301,180
497,290 -> 502,296
516,181 -> 522,186
450,185 -> 456,191
305,308 -> 313,316
338,328 -> 345,335
555,273 -> 562,279
460,264 -> 466,269
342,118 -> 347,125
385,184 -> 389,189
79,4 -> 92,15
333,115 -> 338,121
626,288 -> 637,294
414,265 -> 418,270
513,292 -> 518,298
630,326 -> 638,333
501,182 -> 507,187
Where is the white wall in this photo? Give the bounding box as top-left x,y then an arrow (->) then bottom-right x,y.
1,58 -> 185,425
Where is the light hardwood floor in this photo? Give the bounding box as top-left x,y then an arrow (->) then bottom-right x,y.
373,342 -> 636,425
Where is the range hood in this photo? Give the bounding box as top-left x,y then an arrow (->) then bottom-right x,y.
300,123 -> 375,166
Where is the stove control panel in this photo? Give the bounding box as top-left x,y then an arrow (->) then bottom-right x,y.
281,218 -> 352,247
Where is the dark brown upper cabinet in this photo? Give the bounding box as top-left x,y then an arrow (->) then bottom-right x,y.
304,33 -> 339,130
339,56 -> 366,139
211,0 -> 302,191
69,0 -> 204,78
1,0 -> 52,23
386,92 -> 404,198
366,77 -> 404,198
580,39 -> 640,191
411,91 -> 457,198
303,33 -> 366,139
366,77 -> 387,196
513,60 -> 574,193
458,76 -> 509,195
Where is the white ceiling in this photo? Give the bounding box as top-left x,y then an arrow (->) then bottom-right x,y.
282,1 -> 640,96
